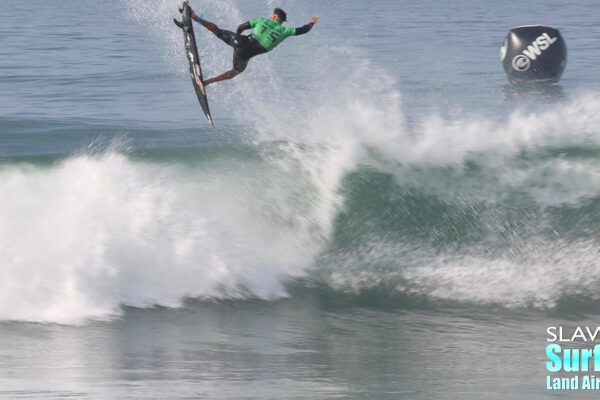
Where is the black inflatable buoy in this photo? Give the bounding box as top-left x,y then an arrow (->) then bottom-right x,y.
500,25 -> 567,84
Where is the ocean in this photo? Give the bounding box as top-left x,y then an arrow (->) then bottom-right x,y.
2,0 -> 600,398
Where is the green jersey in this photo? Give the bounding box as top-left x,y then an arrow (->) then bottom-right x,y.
249,18 -> 297,52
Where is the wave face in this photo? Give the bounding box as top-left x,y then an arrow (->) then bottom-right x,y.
3,94 -> 600,323
2,0 -> 600,324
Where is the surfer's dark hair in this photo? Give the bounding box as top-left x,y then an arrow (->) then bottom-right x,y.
273,8 -> 287,22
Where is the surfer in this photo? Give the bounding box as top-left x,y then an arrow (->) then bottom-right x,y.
189,8 -> 318,86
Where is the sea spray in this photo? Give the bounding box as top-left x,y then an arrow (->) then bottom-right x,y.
0,147 -> 328,323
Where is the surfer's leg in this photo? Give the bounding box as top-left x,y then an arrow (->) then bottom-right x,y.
204,48 -> 251,86
191,12 -> 221,37
215,30 -> 243,49
200,20 -> 222,36
204,69 -> 241,86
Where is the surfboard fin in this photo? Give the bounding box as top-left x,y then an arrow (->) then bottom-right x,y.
173,18 -> 184,29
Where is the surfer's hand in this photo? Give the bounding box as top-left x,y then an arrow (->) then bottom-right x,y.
309,16 -> 319,24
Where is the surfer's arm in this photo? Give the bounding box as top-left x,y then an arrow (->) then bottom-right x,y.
294,24 -> 313,35
294,16 -> 319,35
236,22 -> 251,34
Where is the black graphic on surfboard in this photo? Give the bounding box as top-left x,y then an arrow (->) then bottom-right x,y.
174,1 -> 214,126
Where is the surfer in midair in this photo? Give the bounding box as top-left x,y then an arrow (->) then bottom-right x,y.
189,7 -> 318,86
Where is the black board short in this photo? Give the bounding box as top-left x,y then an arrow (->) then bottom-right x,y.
217,30 -> 267,72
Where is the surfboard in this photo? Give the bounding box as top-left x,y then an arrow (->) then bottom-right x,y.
174,1 -> 214,126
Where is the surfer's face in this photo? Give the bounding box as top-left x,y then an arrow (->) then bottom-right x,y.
270,13 -> 281,22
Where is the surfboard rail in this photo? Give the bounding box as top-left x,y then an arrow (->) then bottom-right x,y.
174,0 -> 214,126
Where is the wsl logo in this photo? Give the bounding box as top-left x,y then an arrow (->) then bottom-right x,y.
511,33 -> 557,71
522,32 -> 558,60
